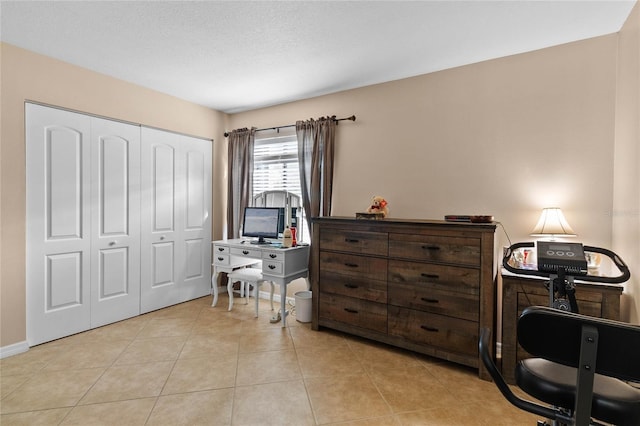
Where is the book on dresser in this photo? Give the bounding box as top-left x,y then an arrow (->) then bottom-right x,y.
310,216 -> 497,380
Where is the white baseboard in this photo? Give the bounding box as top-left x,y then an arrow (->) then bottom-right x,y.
257,290 -> 295,306
214,286 -> 295,306
0,340 -> 29,359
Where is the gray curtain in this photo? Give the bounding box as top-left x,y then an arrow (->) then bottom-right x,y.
296,117 -> 336,238
227,127 -> 256,239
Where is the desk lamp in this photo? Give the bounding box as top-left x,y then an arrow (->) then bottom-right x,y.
530,207 -> 576,241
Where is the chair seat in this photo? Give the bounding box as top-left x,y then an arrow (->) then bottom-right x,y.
516,358 -> 640,426
227,268 -> 274,317
228,268 -> 264,282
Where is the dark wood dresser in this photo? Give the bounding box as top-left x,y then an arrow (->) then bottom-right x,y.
311,217 -> 497,380
501,272 -> 623,384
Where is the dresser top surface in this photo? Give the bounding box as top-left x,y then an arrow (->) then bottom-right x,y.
312,216 -> 497,230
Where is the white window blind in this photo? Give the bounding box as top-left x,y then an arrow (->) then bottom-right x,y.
253,135 -> 301,198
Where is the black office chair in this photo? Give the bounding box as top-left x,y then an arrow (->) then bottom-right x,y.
480,306 -> 640,426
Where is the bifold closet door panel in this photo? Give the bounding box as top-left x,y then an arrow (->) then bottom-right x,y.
180,136 -> 212,302
140,128 -> 182,313
26,104 -> 92,345
90,118 -> 141,328
140,128 -> 212,313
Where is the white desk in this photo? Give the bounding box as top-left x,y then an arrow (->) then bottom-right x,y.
211,239 -> 310,327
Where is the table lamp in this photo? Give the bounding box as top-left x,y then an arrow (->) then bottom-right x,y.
530,207 -> 576,240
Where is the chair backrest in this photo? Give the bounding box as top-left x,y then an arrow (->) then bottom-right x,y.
517,306 -> 640,382
252,190 -> 300,209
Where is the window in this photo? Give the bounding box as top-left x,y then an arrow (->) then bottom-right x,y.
253,134 -> 300,197
253,132 -> 308,242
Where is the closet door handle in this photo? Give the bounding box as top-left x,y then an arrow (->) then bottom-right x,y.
345,238 -> 360,243
422,245 -> 440,251
420,325 -> 439,332
344,263 -> 359,268
344,283 -> 359,289
421,298 -> 439,304
344,308 -> 359,314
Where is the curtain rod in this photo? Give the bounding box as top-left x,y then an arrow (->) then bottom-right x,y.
224,115 -> 356,138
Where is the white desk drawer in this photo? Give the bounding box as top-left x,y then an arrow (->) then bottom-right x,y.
231,247 -> 262,259
213,245 -> 230,255
213,253 -> 230,266
263,250 -> 285,261
263,261 -> 284,275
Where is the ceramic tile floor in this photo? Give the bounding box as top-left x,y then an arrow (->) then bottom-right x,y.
1,295 -> 541,425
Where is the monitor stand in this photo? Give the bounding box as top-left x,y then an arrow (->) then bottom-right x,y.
250,237 -> 271,245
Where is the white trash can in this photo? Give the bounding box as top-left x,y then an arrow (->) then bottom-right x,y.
294,291 -> 312,323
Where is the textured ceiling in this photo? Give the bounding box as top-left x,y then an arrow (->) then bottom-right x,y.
1,1 -> 636,113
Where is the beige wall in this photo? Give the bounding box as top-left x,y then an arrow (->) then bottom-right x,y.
613,3 -> 640,323
0,43 -> 228,348
230,36 -> 618,247
230,33 -> 639,321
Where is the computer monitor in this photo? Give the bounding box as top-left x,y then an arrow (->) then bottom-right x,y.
242,207 -> 280,244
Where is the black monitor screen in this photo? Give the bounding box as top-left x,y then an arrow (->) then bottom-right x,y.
242,207 -> 280,243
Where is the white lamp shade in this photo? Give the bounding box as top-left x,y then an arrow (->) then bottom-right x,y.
530,207 -> 576,237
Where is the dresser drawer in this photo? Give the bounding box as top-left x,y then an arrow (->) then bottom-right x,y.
389,282 -> 478,321
319,293 -> 387,333
388,260 -> 479,294
319,252 -> 387,281
388,306 -> 478,356
320,228 -> 388,256
389,234 -> 480,267
319,271 -> 387,303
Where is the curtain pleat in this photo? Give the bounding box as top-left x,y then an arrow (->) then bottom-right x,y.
296,117 -> 336,238
227,127 -> 256,239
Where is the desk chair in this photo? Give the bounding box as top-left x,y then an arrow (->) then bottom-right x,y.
227,268 -> 275,318
480,306 -> 640,426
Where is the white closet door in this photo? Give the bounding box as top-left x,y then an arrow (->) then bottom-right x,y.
140,128 -> 211,313
90,118 -> 141,327
140,128 -> 182,312
180,136 -> 212,301
26,104 -> 92,345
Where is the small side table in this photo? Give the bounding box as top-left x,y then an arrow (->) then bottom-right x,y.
501,271 -> 623,384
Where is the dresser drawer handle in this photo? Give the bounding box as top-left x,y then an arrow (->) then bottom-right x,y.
344,308 -> 359,314
344,284 -> 359,289
421,297 -> 439,304
269,254 -> 277,258
217,257 -> 224,261
242,250 -> 249,255
420,325 -> 439,332
217,247 -> 225,252
268,264 -> 276,270
345,238 -> 360,243
422,245 -> 441,250
421,273 -> 439,280
344,263 -> 359,268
